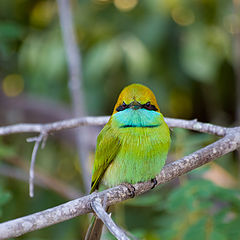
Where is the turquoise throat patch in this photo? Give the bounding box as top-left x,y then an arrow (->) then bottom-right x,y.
112,108 -> 162,128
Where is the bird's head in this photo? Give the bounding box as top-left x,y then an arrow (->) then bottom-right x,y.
113,84 -> 160,115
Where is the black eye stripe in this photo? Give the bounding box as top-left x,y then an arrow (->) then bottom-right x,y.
116,103 -> 129,111
142,103 -> 158,111
116,102 -> 158,112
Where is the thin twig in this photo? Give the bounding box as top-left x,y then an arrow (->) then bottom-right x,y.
57,0 -> 91,192
0,127 -> 239,239
27,133 -> 47,197
91,198 -> 130,240
0,116 -> 228,137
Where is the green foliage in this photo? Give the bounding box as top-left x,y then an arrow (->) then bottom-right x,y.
0,139 -> 16,158
0,0 -> 236,119
181,25 -> 230,82
19,31 -> 68,101
121,179 -> 240,240
0,185 -> 11,217
163,179 -> 240,240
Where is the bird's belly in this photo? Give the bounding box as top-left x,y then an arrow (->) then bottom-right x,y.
102,127 -> 169,187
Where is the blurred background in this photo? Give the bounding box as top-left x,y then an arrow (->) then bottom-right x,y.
0,0 -> 240,239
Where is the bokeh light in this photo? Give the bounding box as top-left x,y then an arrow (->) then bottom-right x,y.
95,0 -> 110,3
114,0 -> 138,12
2,74 -> 24,97
233,0 -> 240,5
30,1 -> 56,27
171,7 -> 195,26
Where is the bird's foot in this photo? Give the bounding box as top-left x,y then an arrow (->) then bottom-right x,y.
121,183 -> 135,198
151,178 -> 158,189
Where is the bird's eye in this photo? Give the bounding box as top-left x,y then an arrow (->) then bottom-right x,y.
116,101 -> 128,111
143,101 -> 158,111
145,102 -> 151,108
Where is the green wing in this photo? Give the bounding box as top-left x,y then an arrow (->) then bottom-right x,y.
90,122 -> 121,193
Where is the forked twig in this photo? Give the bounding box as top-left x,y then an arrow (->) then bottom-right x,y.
27,132 -> 48,197
91,198 -> 130,240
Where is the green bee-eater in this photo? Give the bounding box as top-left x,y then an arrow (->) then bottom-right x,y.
85,83 -> 171,240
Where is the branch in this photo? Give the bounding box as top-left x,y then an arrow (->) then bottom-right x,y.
0,127 -> 239,239
165,118 -> 227,136
0,116 -> 108,136
91,197 -> 130,240
0,116 -> 227,137
57,0 -> 91,192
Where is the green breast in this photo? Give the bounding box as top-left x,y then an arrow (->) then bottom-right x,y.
102,110 -> 170,187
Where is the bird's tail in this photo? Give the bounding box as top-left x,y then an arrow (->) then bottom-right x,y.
84,215 -> 104,240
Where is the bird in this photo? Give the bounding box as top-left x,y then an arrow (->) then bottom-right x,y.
85,83 -> 171,240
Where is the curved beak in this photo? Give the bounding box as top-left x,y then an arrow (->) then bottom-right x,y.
129,100 -> 142,110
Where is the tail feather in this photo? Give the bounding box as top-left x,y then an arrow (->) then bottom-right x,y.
84,215 -> 104,240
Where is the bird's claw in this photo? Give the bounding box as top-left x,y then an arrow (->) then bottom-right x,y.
121,183 -> 135,198
151,178 -> 157,189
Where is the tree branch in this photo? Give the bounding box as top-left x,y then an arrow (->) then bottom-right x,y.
57,0 -> 91,192
91,197 -> 130,240
0,116 -> 227,137
0,126 -> 239,239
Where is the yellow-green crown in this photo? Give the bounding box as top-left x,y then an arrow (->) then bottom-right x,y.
113,84 -> 160,114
